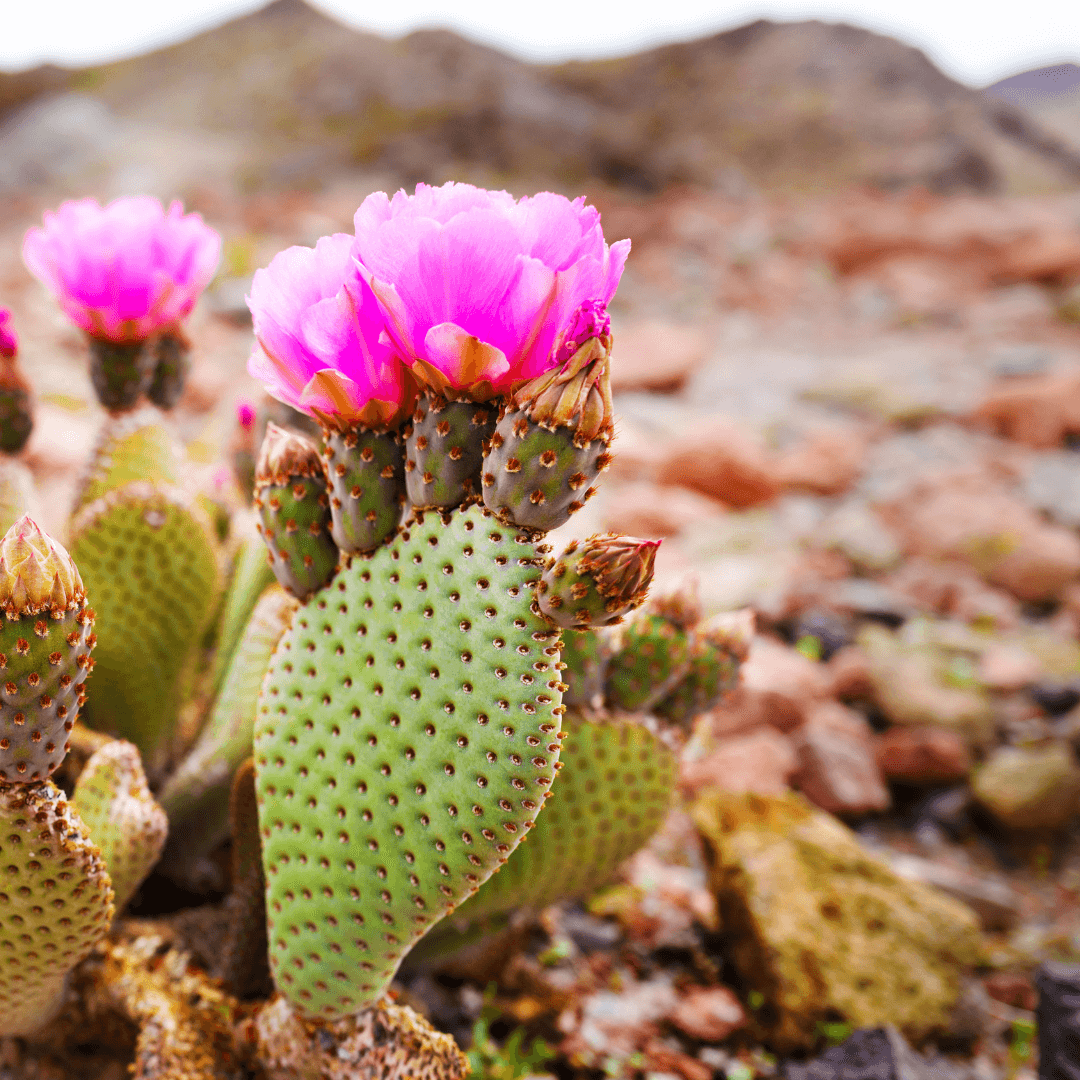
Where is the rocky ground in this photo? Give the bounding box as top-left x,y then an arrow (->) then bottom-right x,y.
5,179 -> 1080,1077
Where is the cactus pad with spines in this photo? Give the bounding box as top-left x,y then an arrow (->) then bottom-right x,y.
71,739 -> 168,911
559,628 -> 611,710
404,396 -> 495,509
0,779 -> 114,1035
69,482 -> 223,778
88,337 -> 156,413
254,423 -> 338,600
323,427 -> 404,553
75,405 -> 180,512
254,504 -> 563,1019
436,710 -> 677,929
0,517 -> 95,783
160,585 -> 295,867
0,352 -> 33,454
147,328 -> 191,410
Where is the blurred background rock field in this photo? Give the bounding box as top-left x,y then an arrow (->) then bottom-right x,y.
6,3 -> 1080,1077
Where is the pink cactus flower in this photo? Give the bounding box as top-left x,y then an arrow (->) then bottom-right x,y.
246,234 -> 415,430
0,310 -> 16,359
22,197 -> 221,344
351,182 -> 630,399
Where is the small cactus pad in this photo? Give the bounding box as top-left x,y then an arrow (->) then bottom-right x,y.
72,739 -> 168,911
69,482 -> 223,778
536,535 -> 658,629
0,517 -> 95,782
605,613 -> 693,712
559,628 -> 612,710
654,609 -> 754,728
75,405 -> 180,512
323,427 -> 405,554
219,758 -> 272,999
483,330 -> 613,531
0,352 -> 33,454
210,524 -> 278,698
254,994 -> 467,1080
87,337 -> 156,412
255,423 -> 338,600
147,327 -> 191,410
0,779 -> 114,1035
442,710 -> 677,928
160,585 -> 295,865
404,396 -> 495,509
255,504 -> 563,1018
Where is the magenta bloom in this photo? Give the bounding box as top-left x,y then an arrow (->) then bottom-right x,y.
0,310 -> 16,359
351,183 -> 630,398
246,234 -> 415,429
22,197 -> 221,343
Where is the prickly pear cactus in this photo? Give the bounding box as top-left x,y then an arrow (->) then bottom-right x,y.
0,351 -> 33,455
71,739 -> 168,911
0,517 -> 95,783
160,584 -> 295,868
442,709 -> 677,929
254,423 -> 338,599
74,405 -> 179,512
254,505 -> 563,1018
69,481 -> 223,777
323,427 -> 405,554
0,779 -> 114,1035
147,327 -> 191,410
559,627 -> 612,710
404,397 -> 496,509
87,338 -> 156,413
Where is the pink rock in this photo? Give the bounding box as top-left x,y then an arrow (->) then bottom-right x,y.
774,428 -> 866,496
977,643 -> 1042,691
603,481 -> 725,538
882,474 -> 1080,602
886,557 -> 1021,629
970,373 -> 1080,449
610,319 -> 709,392
667,986 -> 747,1042
680,727 -> 797,796
703,687 -> 806,741
826,646 -> 875,700
874,726 -> 972,785
656,418 -> 780,509
741,636 -> 834,703
792,701 -> 890,815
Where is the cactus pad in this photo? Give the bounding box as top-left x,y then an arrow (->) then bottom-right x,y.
255,424 -> 338,600
324,427 -> 404,554
255,504 -> 563,1018
605,611 -> 694,713
404,396 -> 495,509
87,337 -> 156,412
69,482 -> 223,777
0,779 -> 114,1035
439,710 -> 676,928
72,739 -> 168,911
559,628 -> 611,710
75,405 -> 179,512
147,328 -> 191,410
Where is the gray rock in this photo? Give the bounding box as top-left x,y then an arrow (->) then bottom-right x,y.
1021,451 -> 1080,529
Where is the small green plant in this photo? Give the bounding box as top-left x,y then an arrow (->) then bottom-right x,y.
466,990 -> 555,1080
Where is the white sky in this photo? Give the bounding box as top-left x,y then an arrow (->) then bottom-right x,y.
1,0 -> 1077,87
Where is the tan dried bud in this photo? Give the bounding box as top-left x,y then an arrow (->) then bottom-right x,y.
256,422 -> 326,488
649,577 -> 701,630
578,534 -> 660,608
0,515 -> 85,618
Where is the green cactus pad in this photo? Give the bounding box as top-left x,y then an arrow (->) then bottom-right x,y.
0,386 -> 32,455
71,739 -> 167,911
559,628 -> 611,710
0,604 -> 94,784
74,405 -> 180,512
654,632 -> 741,729
404,396 -> 495,509
0,779 -> 114,1035
160,585 -> 295,867
87,337 -> 156,413
255,504 -> 563,1018
69,481 -> 224,779
482,410 -> 609,531
210,524 -> 278,698
434,710 -> 676,929
605,613 -> 693,713
324,427 -> 405,554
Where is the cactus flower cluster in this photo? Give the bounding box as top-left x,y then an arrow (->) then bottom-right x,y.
0,181 -> 755,1078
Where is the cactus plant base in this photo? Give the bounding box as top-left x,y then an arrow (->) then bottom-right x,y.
255,503 -> 564,1019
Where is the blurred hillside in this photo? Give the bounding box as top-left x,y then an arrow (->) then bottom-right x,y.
2,0 -> 1080,200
